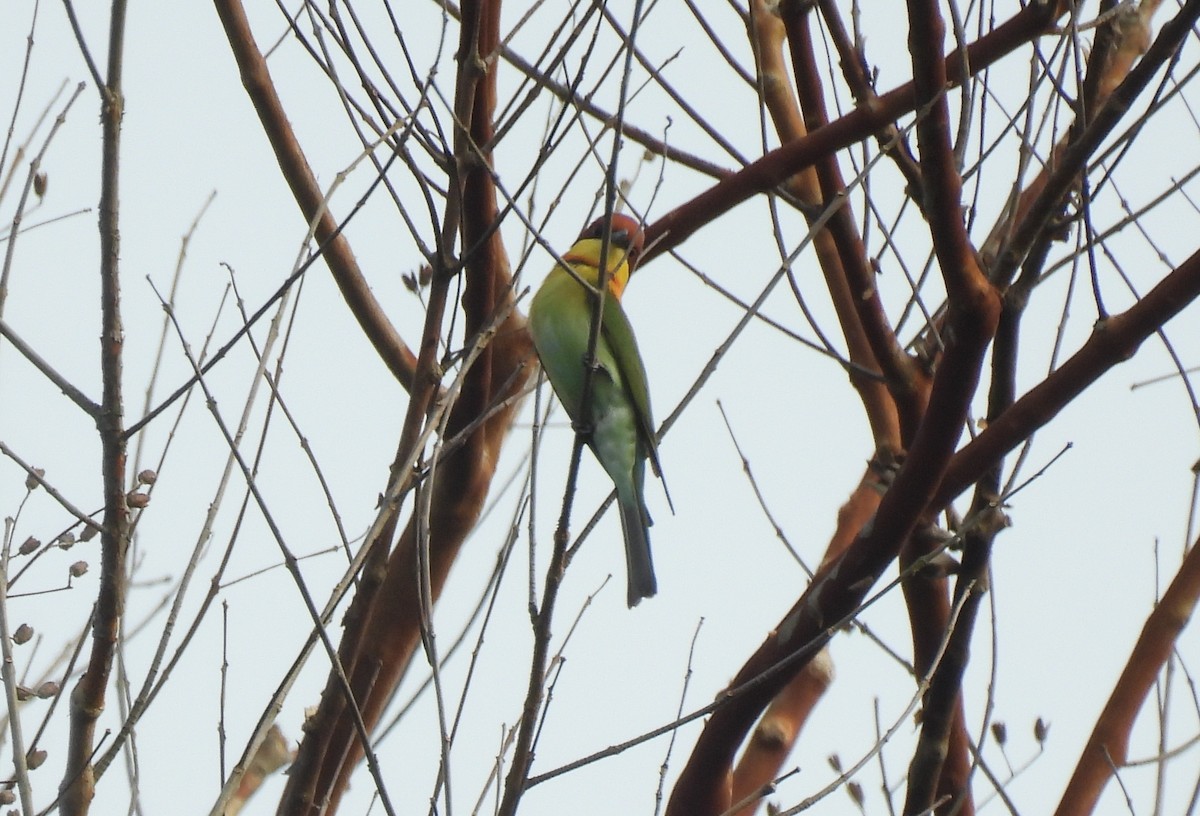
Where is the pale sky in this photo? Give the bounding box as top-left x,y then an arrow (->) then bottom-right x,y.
2,2 -> 1199,814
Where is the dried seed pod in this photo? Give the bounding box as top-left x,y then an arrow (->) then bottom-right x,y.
1034,717 -> 1049,744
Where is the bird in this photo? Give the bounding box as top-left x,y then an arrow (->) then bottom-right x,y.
528,213 -> 668,607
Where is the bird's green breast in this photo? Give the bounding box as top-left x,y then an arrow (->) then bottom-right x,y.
529,268 -> 596,422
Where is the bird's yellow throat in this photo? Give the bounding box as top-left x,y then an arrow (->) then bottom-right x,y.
561,237 -> 633,299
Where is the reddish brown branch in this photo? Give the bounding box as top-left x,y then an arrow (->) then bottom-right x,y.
991,0 -> 1200,288
62,4 -> 131,813
711,5 -> 1036,808
726,457 -> 892,809
228,726 -> 293,813
666,238 -> 1002,816
897,2 -> 996,811
781,1 -> 922,439
208,0 -> 440,807
899,6 -> 1178,806
902,204 -> 1200,815
1054,529 -> 1200,814
731,651 -> 834,816
233,0 -> 532,811
751,0 -> 902,450
905,0 -> 989,309
815,0 -> 926,206
899,523 -> 977,816
644,1 -> 1067,264
712,11 -> 909,807
936,248 -> 1200,512
213,0 -> 419,392
904,275 -> 1025,815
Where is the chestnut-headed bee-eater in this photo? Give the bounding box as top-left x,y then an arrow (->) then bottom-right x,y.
528,214 -> 667,607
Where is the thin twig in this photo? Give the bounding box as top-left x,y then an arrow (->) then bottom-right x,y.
0,318 -> 99,416
0,81 -> 87,319
0,518 -> 36,814
150,284 -> 400,816
59,0 -> 104,92
0,441 -> 104,535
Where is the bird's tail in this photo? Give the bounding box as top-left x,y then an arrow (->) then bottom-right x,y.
618,492 -> 657,607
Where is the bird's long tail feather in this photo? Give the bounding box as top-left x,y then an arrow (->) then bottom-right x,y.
618,493 -> 656,607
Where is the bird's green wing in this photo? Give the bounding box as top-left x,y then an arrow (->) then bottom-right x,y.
599,295 -> 663,478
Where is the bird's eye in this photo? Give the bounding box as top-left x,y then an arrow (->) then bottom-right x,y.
610,228 -> 632,248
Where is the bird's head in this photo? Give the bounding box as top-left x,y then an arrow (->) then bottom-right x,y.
566,213 -> 645,298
